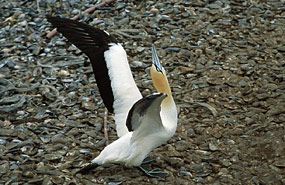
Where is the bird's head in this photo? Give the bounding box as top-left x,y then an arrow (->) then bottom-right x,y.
150,45 -> 172,97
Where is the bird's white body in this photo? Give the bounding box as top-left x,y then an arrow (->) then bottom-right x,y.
92,96 -> 177,167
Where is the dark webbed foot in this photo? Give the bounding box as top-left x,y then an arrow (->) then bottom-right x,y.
137,166 -> 168,180
75,163 -> 99,174
141,156 -> 155,166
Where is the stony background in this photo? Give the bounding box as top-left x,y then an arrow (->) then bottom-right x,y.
0,0 -> 284,184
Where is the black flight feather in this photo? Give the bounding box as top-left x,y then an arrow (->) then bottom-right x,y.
47,16 -> 117,113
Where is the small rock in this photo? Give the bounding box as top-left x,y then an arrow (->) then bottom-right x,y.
150,7 -> 159,14
130,61 -> 147,68
79,149 -> 90,155
23,170 -> 35,178
57,70 -> 70,77
0,162 -> 9,173
209,143 -> 219,151
187,128 -> 195,137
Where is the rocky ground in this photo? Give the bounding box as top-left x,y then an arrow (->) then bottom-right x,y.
0,0 -> 285,184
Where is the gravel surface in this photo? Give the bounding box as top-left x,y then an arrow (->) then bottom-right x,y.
0,0 -> 285,184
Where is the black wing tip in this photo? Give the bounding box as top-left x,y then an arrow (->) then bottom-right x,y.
46,15 -> 83,30
46,15 -> 118,44
46,14 -> 54,20
46,15 -> 65,24
75,163 -> 99,175
46,15 -> 71,22
46,14 -> 117,114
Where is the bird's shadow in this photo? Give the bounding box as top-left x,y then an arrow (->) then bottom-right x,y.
74,157 -> 167,181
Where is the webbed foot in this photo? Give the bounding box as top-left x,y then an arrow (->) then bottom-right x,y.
137,166 -> 167,180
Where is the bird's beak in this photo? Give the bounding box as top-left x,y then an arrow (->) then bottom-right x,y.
152,45 -> 163,73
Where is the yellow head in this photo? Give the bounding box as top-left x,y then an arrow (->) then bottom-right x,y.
150,46 -> 172,99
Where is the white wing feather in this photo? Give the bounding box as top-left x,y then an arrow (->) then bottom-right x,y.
104,43 -> 142,137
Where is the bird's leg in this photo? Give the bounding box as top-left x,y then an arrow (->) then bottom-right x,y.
137,166 -> 168,180
104,107 -> 109,145
75,163 -> 99,174
141,156 -> 155,166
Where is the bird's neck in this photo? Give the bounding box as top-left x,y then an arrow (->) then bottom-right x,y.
150,66 -> 177,132
151,68 -> 171,96
151,75 -> 177,133
160,93 -> 177,135
152,78 -> 173,104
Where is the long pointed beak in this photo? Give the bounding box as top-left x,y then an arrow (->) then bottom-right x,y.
152,45 -> 163,72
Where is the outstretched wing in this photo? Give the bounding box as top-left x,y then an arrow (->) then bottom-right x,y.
47,16 -> 142,137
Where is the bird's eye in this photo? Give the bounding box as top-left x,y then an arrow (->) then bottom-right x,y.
156,66 -> 162,73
